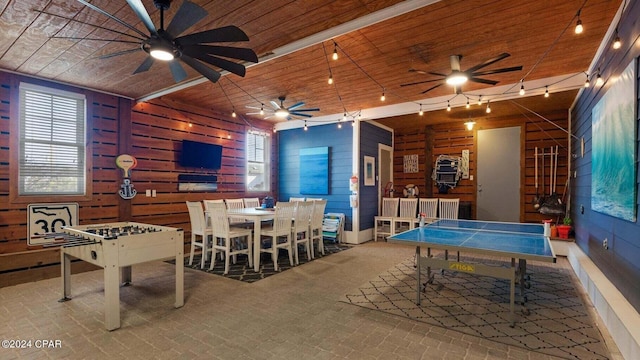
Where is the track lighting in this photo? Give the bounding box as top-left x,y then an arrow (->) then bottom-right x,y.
486,101 -> 491,113
575,10 -> 583,34
351,120 -> 355,127
343,112 -> 347,121
337,122 -> 342,129
595,68 -> 604,86
519,81 -> 525,96
304,121 -> 308,131
380,90 -> 385,101
544,86 -> 550,98
466,99 -> 470,109
328,73 -> 334,84
418,104 -> 423,116
584,74 -> 590,88
477,95 -> 482,106
613,30 -> 621,49
231,109 -> 236,117
332,44 -> 338,60
260,104 -> 264,116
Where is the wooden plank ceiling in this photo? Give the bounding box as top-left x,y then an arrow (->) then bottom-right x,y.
0,0 -> 620,129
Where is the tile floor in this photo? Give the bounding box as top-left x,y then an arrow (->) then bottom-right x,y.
0,242 -> 623,359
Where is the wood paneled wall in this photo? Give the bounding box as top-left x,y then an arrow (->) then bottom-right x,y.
0,71 -> 274,287
392,111 -> 569,223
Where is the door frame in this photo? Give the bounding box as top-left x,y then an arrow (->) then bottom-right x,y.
378,144 -> 393,212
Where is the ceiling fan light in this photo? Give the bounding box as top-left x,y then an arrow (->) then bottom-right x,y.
150,47 -> 174,61
275,108 -> 289,118
445,71 -> 468,86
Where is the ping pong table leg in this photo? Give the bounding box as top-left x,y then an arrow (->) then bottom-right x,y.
510,258 -> 516,327
416,246 -> 421,305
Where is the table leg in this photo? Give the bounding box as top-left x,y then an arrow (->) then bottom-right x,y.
509,258 -> 516,327
103,241 -> 120,331
59,252 -> 72,302
122,266 -> 132,286
253,218 -> 261,272
416,246 -> 421,305
175,237 -> 184,308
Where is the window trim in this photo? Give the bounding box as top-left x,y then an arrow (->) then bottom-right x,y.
246,130 -> 270,192
10,81 -> 93,203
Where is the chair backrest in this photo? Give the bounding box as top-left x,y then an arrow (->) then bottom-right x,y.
272,201 -> 296,235
207,202 -> 230,237
419,198 -> 438,218
305,198 -> 323,202
225,198 -> 245,210
438,198 -> 460,219
289,197 -> 305,202
243,197 -> 260,208
380,197 -> 399,217
399,198 -> 418,218
310,200 -> 327,231
293,201 -> 314,232
186,201 -> 206,234
203,199 -> 224,212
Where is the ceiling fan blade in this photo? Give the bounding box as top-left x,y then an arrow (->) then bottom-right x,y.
78,0 -> 148,38
290,112 -> 313,118
55,36 -> 141,44
270,101 -> 281,110
188,53 -> 246,76
465,53 -> 510,73
408,68 -> 428,75
35,9 -> 147,42
182,45 -> 258,63
176,26 -> 249,46
133,56 -> 154,74
450,55 -> 462,71
165,0 -> 208,38
287,102 -> 305,110
168,60 -> 188,83
400,79 -> 441,87
421,83 -> 443,94
125,0 -> 157,36
428,72 -> 448,77
472,66 -> 523,76
469,77 -> 499,85
291,108 -> 320,112
180,55 -> 221,83
99,48 -> 141,59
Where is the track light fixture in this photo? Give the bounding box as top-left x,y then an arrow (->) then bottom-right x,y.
304,121 -> 308,131
584,74 -> 590,88
337,122 -> 342,129
613,29 -> 621,49
332,43 -> 338,60
343,112 -> 347,121
477,95 -> 482,106
328,73 -> 334,84
519,80 -> 525,96
260,104 -> 264,115
595,68 -> 604,86
466,99 -> 470,109
575,10 -> 583,34
232,109 -> 236,117
544,86 -> 550,98
380,89 -> 385,101
418,104 -> 423,116
447,100 -> 451,111
486,101 -> 491,113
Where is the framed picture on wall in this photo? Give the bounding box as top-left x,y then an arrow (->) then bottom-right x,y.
364,156 -> 375,186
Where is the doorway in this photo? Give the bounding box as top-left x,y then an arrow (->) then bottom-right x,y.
476,126 -> 521,221
378,144 -> 393,211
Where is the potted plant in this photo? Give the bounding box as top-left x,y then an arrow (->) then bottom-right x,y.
557,216 -> 572,239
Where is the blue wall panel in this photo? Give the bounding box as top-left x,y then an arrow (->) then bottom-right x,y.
359,122 -> 393,230
278,124 -> 353,230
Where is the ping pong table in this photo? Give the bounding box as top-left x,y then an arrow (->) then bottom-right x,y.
388,219 -> 556,326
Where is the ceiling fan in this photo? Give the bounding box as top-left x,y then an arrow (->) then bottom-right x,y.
247,96 -> 320,120
67,0 -> 258,83
400,53 -> 522,94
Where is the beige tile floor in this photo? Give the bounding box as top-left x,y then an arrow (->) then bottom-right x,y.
0,242 -> 623,359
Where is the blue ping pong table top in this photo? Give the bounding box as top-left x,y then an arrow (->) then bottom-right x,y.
388,219 -> 555,261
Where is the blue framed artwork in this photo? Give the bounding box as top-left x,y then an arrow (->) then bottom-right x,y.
591,58 -> 637,222
300,147 -> 329,195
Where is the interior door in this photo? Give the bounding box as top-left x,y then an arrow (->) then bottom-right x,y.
477,126 -> 521,221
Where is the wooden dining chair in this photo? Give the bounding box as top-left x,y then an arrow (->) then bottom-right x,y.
207,202 -> 253,274
394,198 -> 418,234
186,201 -> 213,269
291,201 -> 314,265
374,197 -> 399,241
260,201 -> 295,271
309,199 -> 327,258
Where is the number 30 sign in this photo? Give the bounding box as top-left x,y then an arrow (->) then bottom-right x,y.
27,203 -> 78,245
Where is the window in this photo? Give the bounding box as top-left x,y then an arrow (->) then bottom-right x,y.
18,83 -> 86,195
246,130 -> 270,191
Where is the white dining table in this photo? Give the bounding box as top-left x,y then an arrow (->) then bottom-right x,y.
226,207 -> 274,272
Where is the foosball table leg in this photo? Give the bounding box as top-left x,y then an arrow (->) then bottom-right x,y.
59,252 -> 72,302
103,242 -> 121,331
121,266 -> 132,286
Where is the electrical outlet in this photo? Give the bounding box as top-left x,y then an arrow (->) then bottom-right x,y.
145,189 -> 151,197
602,238 -> 608,250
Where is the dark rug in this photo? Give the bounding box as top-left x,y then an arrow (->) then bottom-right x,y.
170,240 -> 352,283
342,256 -> 611,360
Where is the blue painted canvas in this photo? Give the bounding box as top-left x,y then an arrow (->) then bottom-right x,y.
300,147 -> 329,195
591,59 -> 637,222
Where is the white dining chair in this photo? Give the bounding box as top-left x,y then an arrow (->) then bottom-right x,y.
374,197 -> 399,241
260,201 -> 295,271
394,198 -> 418,234
243,197 -> 261,208
203,199 -> 224,212
305,198 -> 323,202
186,201 -> 213,269
289,197 -> 305,202
415,198 -> 439,226
309,199 -> 327,258
225,198 -> 247,225
291,201 -> 313,265
207,202 -> 253,274
439,198 -> 460,219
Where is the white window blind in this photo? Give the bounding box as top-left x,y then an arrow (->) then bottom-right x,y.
19,83 -> 86,195
246,131 -> 269,191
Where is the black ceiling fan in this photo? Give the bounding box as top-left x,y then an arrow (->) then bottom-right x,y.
400,53 -> 522,94
247,96 -> 320,120
68,0 -> 258,83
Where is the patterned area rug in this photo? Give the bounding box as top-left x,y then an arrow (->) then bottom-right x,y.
342,256 -> 611,360
170,241 -> 352,283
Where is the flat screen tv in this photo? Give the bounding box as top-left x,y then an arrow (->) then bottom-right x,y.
180,140 -> 223,170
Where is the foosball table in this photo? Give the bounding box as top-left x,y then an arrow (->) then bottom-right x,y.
58,222 -> 184,331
